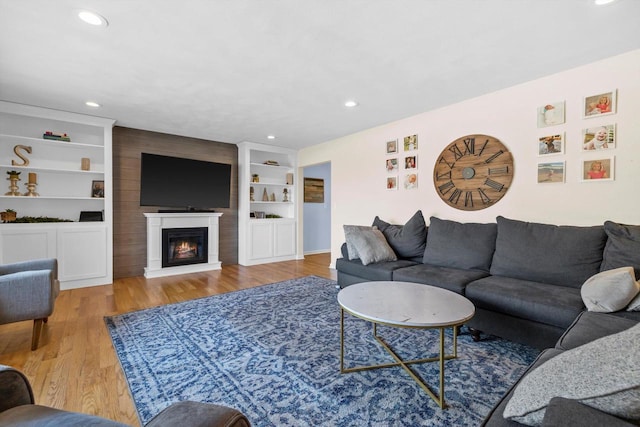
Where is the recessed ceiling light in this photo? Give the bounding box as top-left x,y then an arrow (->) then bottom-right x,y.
78,10 -> 109,27
344,100 -> 358,108
594,0 -> 616,5
267,135 -> 276,140
85,101 -> 101,108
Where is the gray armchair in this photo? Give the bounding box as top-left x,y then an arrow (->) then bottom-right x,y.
0,364 -> 252,426
0,258 -> 59,350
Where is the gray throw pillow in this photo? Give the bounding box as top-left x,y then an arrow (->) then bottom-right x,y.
372,210 -> 427,259
422,217 -> 497,272
581,266 -> 640,312
490,216 -> 606,288
343,225 -> 397,266
503,322 -> 640,426
601,221 -> 640,280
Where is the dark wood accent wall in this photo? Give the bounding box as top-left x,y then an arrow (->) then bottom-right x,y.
113,127 -> 238,279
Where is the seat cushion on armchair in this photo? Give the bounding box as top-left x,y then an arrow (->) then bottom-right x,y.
372,210 -> 427,259
490,217 -> 606,289
422,217 -> 497,272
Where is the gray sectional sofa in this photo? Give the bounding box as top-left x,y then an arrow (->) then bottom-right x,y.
336,212 -> 640,426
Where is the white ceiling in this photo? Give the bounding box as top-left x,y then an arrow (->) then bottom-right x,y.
1,0 -> 639,150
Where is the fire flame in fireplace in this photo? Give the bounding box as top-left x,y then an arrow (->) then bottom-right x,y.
173,240 -> 198,259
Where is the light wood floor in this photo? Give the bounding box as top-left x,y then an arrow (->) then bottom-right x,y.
0,253 -> 336,426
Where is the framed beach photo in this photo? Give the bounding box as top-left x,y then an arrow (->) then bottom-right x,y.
582,157 -> 614,181
538,134 -> 564,156
386,176 -> 398,190
385,158 -> 398,173
583,90 -> 616,118
537,101 -> 565,128
404,155 -> 417,169
582,124 -> 615,150
403,173 -> 418,189
537,162 -> 565,184
403,134 -> 418,151
386,139 -> 398,154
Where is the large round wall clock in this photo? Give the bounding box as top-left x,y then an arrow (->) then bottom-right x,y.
432,134 -> 514,211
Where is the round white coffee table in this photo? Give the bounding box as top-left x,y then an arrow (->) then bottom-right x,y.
338,281 -> 475,409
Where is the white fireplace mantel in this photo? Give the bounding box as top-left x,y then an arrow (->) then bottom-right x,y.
144,212 -> 223,278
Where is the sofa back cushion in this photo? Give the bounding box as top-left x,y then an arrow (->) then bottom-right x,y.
422,217 -> 497,272
490,216 -> 606,288
372,210 -> 427,259
601,221 -> 640,279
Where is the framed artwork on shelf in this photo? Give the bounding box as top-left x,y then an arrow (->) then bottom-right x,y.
91,180 -> 104,198
583,90 -> 616,118
404,155 -> 417,169
386,176 -> 398,190
403,173 -> 418,189
538,134 -> 564,156
386,158 -> 398,173
582,124 -> 616,150
386,139 -> 398,154
537,101 -> 565,128
582,157 -> 614,181
537,162 -> 565,184
403,134 -> 418,151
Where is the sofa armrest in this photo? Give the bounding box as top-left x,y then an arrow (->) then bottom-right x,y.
0,365 -> 34,413
542,397 -> 636,427
0,258 -> 57,277
0,270 -> 56,324
145,401 -> 251,427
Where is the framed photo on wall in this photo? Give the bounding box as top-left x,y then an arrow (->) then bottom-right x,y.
582,124 -> 616,150
537,101 -> 565,128
583,90 -> 617,118
386,176 -> 398,190
403,173 -> 418,189
403,134 -> 418,151
404,155 -> 417,169
538,134 -> 564,156
386,139 -> 398,154
537,162 -> 565,184
386,158 -> 398,173
582,157 -> 614,181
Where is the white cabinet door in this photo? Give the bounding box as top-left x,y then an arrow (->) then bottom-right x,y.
274,220 -> 296,257
249,222 -> 274,260
0,227 -> 56,264
57,226 -> 107,282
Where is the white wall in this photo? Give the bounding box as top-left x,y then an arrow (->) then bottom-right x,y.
298,50 -> 640,267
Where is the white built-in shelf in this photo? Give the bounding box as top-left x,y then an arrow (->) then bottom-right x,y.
0,134 -> 104,149
0,164 -> 104,174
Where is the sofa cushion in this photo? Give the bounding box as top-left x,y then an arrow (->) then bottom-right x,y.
335,258 -> 418,282
555,311 -> 638,351
465,276 -> 584,329
372,210 -> 427,259
490,216 -> 606,289
601,221 -> 640,279
503,322 -> 640,426
343,225 -> 397,265
392,264 -> 489,294
422,217 -> 497,272
581,267 -> 639,312
541,397 -> 637,427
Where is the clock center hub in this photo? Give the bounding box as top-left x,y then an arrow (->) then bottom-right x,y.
462,167 -> 476,179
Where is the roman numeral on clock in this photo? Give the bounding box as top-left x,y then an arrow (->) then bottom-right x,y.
463,138 -> 475,156
477,139 -> 490,156
478,188 -> 492,204
488,166 -> 509,175
448,144 -> 464,161
436,170 -> 452,181
484,150 -> 504,163
438,180 -> 455,195
438,156 -> 454,170
484,178 -> 505,192
464,191 -> 474,207
448,188 -> 462,204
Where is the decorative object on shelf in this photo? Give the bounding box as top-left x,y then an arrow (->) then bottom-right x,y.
5,170 -> 21,196
91,180 -> 104,198
252,174 -> 260,183
12,216 -> 73,223
263,160 -> 279,166
1,209 -> 16,223
81,157 -> 91,171
270,192 -> 276,202
282,188 -> 288,202
262,188 -> 269,201
286,173 -> 293,185
254,211 -> 265,219
43,131 -> 71,142
433,134 -> 514,211
250,186 -> 255,201
12,145 -> 32,166
23,172 -> 39,196
265,214 -> 282,218
304,177 -> 324,203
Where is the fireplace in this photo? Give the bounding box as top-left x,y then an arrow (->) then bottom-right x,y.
162,227 -> 209,268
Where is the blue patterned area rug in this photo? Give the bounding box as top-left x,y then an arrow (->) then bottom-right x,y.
105,276 -> 538,426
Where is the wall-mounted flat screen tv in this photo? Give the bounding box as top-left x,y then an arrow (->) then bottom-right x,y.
140,153 -> 231,210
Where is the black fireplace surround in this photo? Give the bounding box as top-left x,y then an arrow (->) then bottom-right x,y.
162,227 -> 208,268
